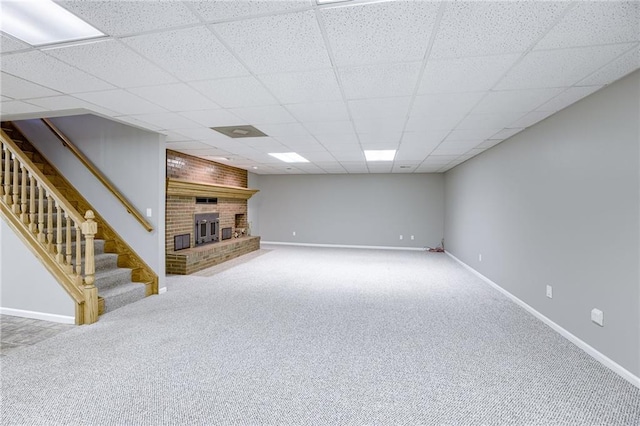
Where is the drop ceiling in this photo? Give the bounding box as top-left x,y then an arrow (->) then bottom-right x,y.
1,0 -> 638,174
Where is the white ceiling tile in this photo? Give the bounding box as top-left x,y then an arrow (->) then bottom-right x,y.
190,0 -> 311,22
495,44 -> 635,90
422,155 -> 458,165
477,139 -> 504,150
166,141 -> 216,150
366,164 -> 393,173
359,132 -> 403,146
392,164 -> 419,173
536,2 -> 640,50
297,151 -> 335,162
111,116 -> 162,132
162,131 -> 190,142
330,151 -> 366,162
304,120 -> 355,136
472,88 -> 564,114
537,86 -> 602,113
1,51 -> 114,93
259,69 -> 342,104
241,137 -> 288,151
405,114 -> 465,132
579,45 -> 640,86
46,40 -> 176,88
57,1 -> 200,36
353,118 -> 405,135
213,10 -> 330,74
313,133 -> 358,146
508,111 -> 555,129
339,62 -> 422,99
287,101 -> 350,123
190,76 -> 277,108
279,138 -> 325,151
129,113 -> 200,130
129,84 -> 219,112
418,54 -> 520,94
320,1 -> 439,67
123,26 -> 248,82
74,90 -> 165,115
172,127 -> 234,142
1,73 -> 60,99
230,105 -> 296,125
491,128 -> 524,140
1,34 -> 29,53
456,112 -> 525,130
430,1 -> 566,59
412,92 -> 486,116
178,109 -> 244,128
416,164 -> 444,173
395,143 -> 439,162
447,128 -> 501,141
0,101 -> 47,116
257,123 -> 311,138
401,130 -> 450,147
23,95 -> 118,116
349,97 -> 411,120
431,141 -> 478,156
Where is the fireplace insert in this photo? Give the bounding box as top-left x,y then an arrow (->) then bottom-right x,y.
194,213 -> 219,246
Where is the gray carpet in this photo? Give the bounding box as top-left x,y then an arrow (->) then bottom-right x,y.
1,245 -> 639,425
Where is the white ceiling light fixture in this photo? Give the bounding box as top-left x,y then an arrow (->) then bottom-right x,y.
364,150 -> 396,161
0,0 -> 105,46
269,152 -> 310,163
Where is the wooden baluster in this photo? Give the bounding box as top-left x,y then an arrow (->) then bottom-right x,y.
56,202 -> 63,264
0,143 -> 4,198
3,146 -> 10,203
20,163 -> 27,222
65,214 -> 73,274
29,173 -> 36,232
37,183 -> 45,243
46,192 -> 54,252
81,210 -> 98,324
12,154 -> 19,213
75,221 -> 82,286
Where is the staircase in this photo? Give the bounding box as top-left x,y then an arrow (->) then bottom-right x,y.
1,121 -> 157,323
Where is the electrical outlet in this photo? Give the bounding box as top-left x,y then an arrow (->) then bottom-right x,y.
411,235 -> 414,240
292,231 -> 296,236
591,308 -> 604,327
478,253 -> 482,262
399,235 -> 403,240
546,285 -> 553,299
146,208 -> 152,218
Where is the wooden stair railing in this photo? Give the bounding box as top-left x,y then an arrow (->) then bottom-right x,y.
0,129 -> 99,324
41,118 -> 154,233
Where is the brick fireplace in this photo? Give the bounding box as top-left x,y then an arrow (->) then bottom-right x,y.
165,150 -> 260,274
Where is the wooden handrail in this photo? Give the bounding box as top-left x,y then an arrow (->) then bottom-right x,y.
41,118 -> 154,233
1,130 -> 84,225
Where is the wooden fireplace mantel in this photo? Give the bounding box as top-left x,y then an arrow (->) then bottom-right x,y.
166,178 -> 259,200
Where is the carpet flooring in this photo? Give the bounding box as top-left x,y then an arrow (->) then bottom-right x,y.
1,244 -> 639,425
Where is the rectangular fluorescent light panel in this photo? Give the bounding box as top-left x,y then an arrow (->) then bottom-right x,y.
269,152 -> 309,163
1,0 -> 105,46
364,150 -> 396,161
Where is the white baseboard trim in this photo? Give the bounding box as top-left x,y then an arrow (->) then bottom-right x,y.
446,251 -> 640,389
261,241 -> 425,251
0,307 -> 75,324
158,287 -> 167,294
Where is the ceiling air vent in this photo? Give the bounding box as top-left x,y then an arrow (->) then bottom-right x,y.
211,125 -> 267,138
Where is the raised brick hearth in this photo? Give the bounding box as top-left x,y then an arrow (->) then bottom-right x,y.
166,150 -> 259,275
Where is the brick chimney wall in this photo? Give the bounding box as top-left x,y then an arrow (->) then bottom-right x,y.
166,150 -> 249,253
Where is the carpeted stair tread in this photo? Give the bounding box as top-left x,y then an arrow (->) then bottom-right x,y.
94,267 -> 133,291
99,282 -> 147,313
93,253 -> 119,272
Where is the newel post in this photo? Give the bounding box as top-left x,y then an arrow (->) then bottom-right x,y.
81,210 -> 98,324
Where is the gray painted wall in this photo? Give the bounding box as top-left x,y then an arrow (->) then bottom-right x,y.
444,71 -> 640,376
254,173 -> 444,248
1,217 -> 75,319
15,115 -> 166,290
247,172 -> 262,237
